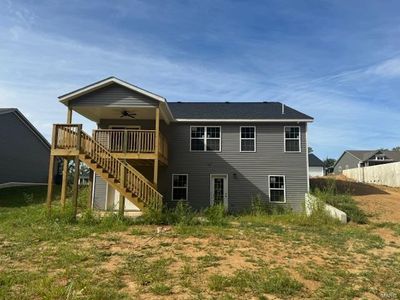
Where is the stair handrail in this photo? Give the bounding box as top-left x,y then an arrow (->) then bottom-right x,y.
55,124 -> 162,209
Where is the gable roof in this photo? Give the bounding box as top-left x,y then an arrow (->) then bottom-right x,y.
58,76 -> 166,104
168,102 -> 313,121
308,153 -> 324,167
0,108 -> 50,149
58,77 -> 313,122
338,150 -> 400,163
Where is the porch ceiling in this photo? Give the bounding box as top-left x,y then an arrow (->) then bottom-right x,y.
72,106 -> 163,123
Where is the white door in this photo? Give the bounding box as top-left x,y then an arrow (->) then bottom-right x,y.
210,174 -> 228,209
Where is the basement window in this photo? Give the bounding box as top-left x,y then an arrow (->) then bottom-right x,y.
269,175 -> 286,203
284,126 -> 301,152
172,174 -> 188,201
190,126 -> 221,151
240,126 -> 256,152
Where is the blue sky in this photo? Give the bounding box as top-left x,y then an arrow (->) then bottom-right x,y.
1,0 -> 399,159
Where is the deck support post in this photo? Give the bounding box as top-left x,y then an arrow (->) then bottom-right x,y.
61,107 -> 73,208
153,106 -> 160,188
46,155 -> 56,213
118,163 -> 126,217
60,159 -> 69,208
72,125 -> 82,218
87,169 -> 94,210
46,125 -> 57,213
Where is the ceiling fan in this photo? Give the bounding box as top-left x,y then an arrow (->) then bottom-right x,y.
120,110 -> 136,119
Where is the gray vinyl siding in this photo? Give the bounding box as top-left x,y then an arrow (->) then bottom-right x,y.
0,112 -> 50,184
93,174 -> 107,209
333,152 -> 360,174
69,83 -> 159,107
92,119 -> 308,212
158,122 -> 308,212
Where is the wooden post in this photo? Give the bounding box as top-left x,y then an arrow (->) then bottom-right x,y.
61,107 -> 73,207
87,169 -> 94,210
153,106 -> 160,188
123,129 -> 128,153
60,159 -> 69,208
46,125 -> 57,212
46,156 -> 56,212
118,164 -> 126,217
72,125 -> 82,218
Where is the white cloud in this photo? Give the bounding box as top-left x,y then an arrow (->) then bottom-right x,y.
366,57 -> 400,78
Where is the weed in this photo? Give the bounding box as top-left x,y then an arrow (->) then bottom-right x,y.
204,204 -> 228,226
209,267 -> 303,297
150,283 -> 173,295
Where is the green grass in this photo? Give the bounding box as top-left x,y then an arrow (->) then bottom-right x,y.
311,178 -> 368,224
209,267 -> 303,297
1,185 -> 399,299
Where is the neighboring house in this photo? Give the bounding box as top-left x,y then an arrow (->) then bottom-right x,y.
47,77 -> 313,213
333,150 -> 400,174
308,153 -> 325,177
0,108 -> 51,188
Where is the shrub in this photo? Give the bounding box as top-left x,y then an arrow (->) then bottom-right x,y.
204,204 -> 227,226
313,185 -> 368,224
165,201 -> 197,226
250,195 -> 267,215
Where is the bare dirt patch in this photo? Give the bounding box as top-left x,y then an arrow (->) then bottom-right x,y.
351,184 -> 400,223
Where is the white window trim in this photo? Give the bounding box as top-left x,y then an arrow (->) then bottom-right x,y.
171,174 -> 189,202
284,126 -> 301,153
190,126 -> 222,152
268,175 -> 286,203
240,126 -> 256,152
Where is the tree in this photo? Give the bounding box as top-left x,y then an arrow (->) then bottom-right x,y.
323,158 -> 336,169
392,146 -> 400,151
308,147 -> 313,154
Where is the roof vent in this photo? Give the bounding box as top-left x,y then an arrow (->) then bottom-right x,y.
281,103 -> 285,115
225,101 -> 230,104
177,101 -> 182,103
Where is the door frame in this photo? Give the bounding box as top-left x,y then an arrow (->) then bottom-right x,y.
209,174 -> 228,209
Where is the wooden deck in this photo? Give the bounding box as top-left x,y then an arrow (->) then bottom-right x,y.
52,126 -> 168,165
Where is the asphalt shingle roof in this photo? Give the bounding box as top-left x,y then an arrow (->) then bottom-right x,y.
347,150 -> 400,162
167,102 -> 313,120
309,153 -> 324,167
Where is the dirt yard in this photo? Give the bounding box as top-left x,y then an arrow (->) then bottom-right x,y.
1,184 -> 400,299
353,184 -> 400,223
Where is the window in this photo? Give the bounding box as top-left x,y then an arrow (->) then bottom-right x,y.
240,126 -> 256,152
269,175 -> 286,203
190,126 -> 221,151
284,126 -> 301,152
172,174 -> 188,201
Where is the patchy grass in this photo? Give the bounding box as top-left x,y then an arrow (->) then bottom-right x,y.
311,177 -> 368,224
209,267 -> 303,297
1,185 -> 399,299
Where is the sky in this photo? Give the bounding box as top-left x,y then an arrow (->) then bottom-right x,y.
1,0 -> 399,159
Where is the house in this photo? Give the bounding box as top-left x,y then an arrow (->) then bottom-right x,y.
333,150 -> 400,174
308,153 -> 325,177
46,77 -> 313,213
0,108 -> 51,188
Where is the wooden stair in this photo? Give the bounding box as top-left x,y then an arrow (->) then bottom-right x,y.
53,124 -> 163,210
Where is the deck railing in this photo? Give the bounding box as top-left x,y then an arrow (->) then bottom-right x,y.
93,129 -> 168,160
53,124 -> 163,209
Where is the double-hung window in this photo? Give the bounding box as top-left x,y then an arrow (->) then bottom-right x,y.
190,126 -> 221,151
268,175 -> 286,203
172,174 -> 188,201
240,126 -> 256,152
284,126 -> 301,152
